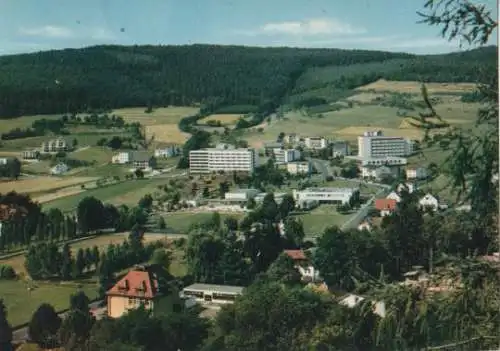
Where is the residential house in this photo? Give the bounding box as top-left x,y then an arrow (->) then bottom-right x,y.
22,150 -> 39,160
286,161 -> 312,175
154,146 -> 180,158
50,163 -> 69,175
112,152 -> 131,164
375,198 -> 398,217
419,193 -> 439,212
386,191 -> 402,203
406,167 -> 428,180
283,249 -> 320,283
397,182 -> 416,194
106,266 -> 163,318
332,141 -> 350,157
131,152 -> 156,169
283,133 -> 298,145
304,136 -> 328,149
41,138 -> 68,153
338,293 -> 386,318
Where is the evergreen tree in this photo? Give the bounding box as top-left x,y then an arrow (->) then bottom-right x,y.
60,243 -> 73,280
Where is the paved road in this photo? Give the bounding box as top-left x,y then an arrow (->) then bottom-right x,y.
341,186 -> 391,231
310,158 -> 331,180
13,300 -> 105,342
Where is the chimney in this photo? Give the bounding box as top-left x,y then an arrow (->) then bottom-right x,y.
124,279 -> 129,290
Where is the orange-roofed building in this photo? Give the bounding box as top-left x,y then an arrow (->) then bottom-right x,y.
106,266 -> 162,318
374,198 -> 398,217
283,249 -> 320,283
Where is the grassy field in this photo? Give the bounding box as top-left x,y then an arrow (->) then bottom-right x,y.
356,79 -> 477,94
162,212 -> 244,234
0,176 -> 97,195
198,114 -> 242,125
114,107 -> 199,125
112,106 -> 199,145
70,163 -> 131,178
42,177 -> 169,211
69,146 -> 114,163
0,114 -> 60,134
295,205 -> 352,237
0,280 -> 99,327
2,131 -> 134,150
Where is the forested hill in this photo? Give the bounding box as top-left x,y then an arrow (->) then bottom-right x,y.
0,44 -> 496,117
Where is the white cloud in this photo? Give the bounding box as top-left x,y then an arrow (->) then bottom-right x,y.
240,18 -> 365,37
89,27 -> 116,41
19,25 -> 74,39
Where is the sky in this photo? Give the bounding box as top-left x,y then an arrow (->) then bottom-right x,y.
0,0 -> 497,56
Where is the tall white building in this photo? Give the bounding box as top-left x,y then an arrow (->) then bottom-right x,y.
189,148 -> 259,174
357,131 -> 413,158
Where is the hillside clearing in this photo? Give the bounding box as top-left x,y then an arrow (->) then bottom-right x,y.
199,114 -> 242,125
356,79 -> 477,94
114,106 -> 199,125
0,176 -> 97,194
145,124 -> 190,144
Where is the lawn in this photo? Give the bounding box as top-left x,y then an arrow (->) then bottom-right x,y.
145,124 -> 190,144
162,212 -> 244,234
295,205 -> 352,237
69,146 -> 115,163
42,177 -> 169,211
71,163 -> 131,178
114,106 -> 199,126
0,280 -> 99,327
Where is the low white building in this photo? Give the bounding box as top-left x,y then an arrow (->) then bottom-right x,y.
293,187 -> 358,205
50,163 -> 69,175
287,161 -> 312,175
112,152 -> 131,164
397,182 -> 416,194
154,146 -> 179,158
361,166 -> 398,180
357,219 -> 373,232
304,136 -> 328,149
224,188 -> 260,202
386,191 -> 402,203
273,148 -> 301,164
419,193 -> 439,211
360,156 -> 407,167
339,293 -> 386,318
284,133 -> 298,145
406,167 -> 428,180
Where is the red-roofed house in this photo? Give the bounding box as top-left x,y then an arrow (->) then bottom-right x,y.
283,250 -> 320,282
375,198 -> 398,217
106,266 -> 162,318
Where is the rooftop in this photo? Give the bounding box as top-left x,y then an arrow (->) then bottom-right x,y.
183,283 -> 244,295
375,198 -> 398,211
106,269 -> 160,299
131,151 -> 153,162
284,249 -> 307,261
302,187 -> 357,194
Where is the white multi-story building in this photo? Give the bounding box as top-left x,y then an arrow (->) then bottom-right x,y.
358,131 -> 413,158
304,137 -> 328,149
189,148 -> 258,174
293,187 -> 358,205
112,152 -> 131,164
154,146 -> 179,158
287,161 -> 312,175
273,148 -> 300,164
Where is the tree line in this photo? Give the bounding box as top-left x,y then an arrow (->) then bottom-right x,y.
0,44 -> 495,119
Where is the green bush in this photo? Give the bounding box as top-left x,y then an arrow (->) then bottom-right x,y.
0,264 -> 16,279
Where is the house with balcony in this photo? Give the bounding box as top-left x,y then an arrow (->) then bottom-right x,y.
283,249 -> 320,283
40,138 -> 68,153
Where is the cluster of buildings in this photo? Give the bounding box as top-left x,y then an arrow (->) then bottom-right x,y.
22,137 -> 70,160
112,151 -> 157,169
